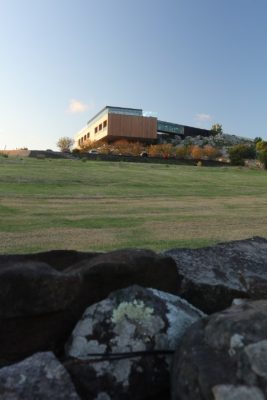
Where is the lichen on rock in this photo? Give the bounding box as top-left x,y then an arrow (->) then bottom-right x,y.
111,299 -> 154,324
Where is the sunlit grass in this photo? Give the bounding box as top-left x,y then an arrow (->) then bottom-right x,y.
0,157 -> 266,253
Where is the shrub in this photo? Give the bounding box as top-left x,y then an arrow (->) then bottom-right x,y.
148,145 -> 160,157
175,146 -> 188,159
190,145 -> 204,160
229,144 -> 256,166
80,139 -> 96,152
256,140 -> 267,152
258,150 -> 267,169
160,144 -> 174,158
0,152 -> 8,158
147,144 -> 174,158
112,140 -> 131,155
98,144 -> 111,155
229,152 -> 245,166
129,141 -> 144,156
203,145 -> 220,160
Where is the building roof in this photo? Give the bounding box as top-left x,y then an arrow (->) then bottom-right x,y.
87,105 -> 143,125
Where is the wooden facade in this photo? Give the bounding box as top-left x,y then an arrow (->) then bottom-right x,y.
107,114 -> 157,142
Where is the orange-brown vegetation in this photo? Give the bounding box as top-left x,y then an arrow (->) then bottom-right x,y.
190,145 -> 205,160
77,140 -> 220,161
203,145 -> 220,159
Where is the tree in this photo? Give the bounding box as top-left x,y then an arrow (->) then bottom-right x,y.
210,123 -> 223,136
56,137 -> 74,152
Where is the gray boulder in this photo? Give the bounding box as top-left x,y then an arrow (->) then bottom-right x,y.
0,351 -> 80,399
165,237 -> 267,313
171,299 -> 267,400
65,285 -> 204,400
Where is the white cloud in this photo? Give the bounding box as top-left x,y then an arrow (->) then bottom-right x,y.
67,99 -> 90,113
195,113 -> 212,122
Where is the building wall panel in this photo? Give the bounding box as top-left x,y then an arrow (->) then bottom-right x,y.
108,114 -> 157,141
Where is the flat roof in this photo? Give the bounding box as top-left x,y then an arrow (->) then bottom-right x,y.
87,105 -> 143,125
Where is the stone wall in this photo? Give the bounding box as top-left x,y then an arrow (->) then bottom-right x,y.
1,237 -> 267,399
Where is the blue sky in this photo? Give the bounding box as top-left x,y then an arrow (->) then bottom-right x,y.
1,0 -> 267,150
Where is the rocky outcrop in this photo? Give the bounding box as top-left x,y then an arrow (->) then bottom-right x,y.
165,236 -> 267,313
0,352 -> 80,399
171,299 -> 267,400
65,285 -> 204,400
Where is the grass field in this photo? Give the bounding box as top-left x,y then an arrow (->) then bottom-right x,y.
0,156 -> 266,254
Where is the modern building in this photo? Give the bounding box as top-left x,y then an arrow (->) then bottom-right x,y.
74,106 -> 212,148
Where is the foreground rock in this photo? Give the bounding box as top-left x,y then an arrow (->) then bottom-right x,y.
165,237 -> 267,313
0,249 -> 177,367
65,285 -> 204,400
0,262 -> 82,318
171,299 -> 267,400
0,352 -> 80,399
0,261 -> 82,366
0,250 -> 99,272
66,248 -> 179,305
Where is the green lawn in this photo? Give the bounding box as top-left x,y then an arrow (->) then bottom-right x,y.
0,157 -> 266,253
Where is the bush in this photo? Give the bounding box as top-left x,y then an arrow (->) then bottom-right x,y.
203,145 -> 220,160
175,146 -> 188,159
112,139 -> 130,155
190,145 -> 204,160
79,139 -> 96,152
229,144 -> 256,166
258,150 -> 267,169
256,140 -> 267,152
148,145 -> 160,157
229,153 -> 245,166
148,144 -> 174,158
0,152 -> 8,158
